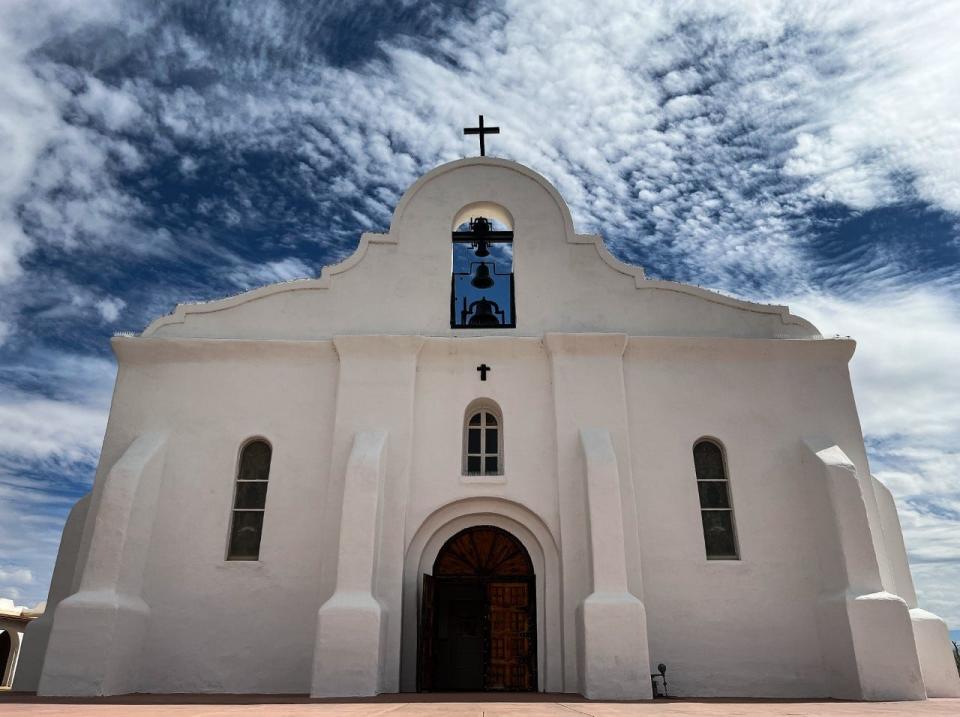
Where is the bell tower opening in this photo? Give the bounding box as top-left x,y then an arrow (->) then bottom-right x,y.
451,204 -> 515,329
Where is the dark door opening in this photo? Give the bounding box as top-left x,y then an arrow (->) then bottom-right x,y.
418,525 -> 537,692
435,581 -> 485,690
0,630 -> 10,687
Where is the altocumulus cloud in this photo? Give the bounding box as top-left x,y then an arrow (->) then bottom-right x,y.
0,0 -> 958,627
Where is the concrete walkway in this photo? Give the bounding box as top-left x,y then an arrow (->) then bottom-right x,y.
1,694 -> 959,716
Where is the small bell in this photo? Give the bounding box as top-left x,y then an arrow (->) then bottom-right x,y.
473,238 -> 490,257
470,216 -> 491,257
470,262 -> 495,289
468,297 -> 501,327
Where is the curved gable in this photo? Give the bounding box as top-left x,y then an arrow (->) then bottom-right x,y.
144,157 -> 819,340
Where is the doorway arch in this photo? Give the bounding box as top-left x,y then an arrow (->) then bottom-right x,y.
0,628 -> 17,688
421,526 -> 536,691
399,499 -> 564,693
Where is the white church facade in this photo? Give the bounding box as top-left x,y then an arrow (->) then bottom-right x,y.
14,156 -> 960,700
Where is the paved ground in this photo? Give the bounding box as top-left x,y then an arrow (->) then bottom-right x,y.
1,694 -> 959,716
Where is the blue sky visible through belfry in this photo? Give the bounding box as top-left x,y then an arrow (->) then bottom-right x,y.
452,218 -> 514,327
0,0 -> 959,633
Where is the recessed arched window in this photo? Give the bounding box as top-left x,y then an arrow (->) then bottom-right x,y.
227,438 -> 272,560
463,400 -> 503,476
693,439 -> 739,560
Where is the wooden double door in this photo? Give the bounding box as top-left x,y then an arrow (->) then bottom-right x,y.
419,526 -> 537,692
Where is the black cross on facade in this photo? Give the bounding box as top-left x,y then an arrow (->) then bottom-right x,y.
477,363 -> 491,381
464,115 -> 500,157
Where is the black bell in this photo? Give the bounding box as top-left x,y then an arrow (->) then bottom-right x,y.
470,216 -> 491,257
468,297 -> 501,327
470,262 -> 495,289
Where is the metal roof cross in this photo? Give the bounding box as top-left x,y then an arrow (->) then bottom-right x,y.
463,115 -> 500,157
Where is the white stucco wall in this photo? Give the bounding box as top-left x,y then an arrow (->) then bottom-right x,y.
628,337 -> 857,697
132,340 -> 339,693
58,331 -> 903,697
30,157 -> 950,700
13,493 -> 90,692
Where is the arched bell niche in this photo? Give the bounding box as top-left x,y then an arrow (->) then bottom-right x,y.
450,202 -> 516,329
451,202 -> 514,232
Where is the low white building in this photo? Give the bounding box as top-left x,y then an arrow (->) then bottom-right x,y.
15,157 -> 960,700
1,598 -> 42,689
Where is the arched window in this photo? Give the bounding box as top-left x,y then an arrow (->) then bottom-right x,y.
463,401 -> 503,476
227,439 -> 272,560
693,439 -> 738,559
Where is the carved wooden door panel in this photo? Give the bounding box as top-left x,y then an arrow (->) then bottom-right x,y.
418,574 -> 436,691
485,581 -> 534,691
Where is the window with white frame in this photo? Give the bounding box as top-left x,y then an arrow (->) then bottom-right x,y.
463,401 -> 503,476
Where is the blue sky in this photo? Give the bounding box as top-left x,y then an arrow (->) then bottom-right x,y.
1,0 -> 959,635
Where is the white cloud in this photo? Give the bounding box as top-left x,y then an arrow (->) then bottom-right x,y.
0,496 -> 67,606
0,0 -> 957,296
0,24 -> 62,283
791,290 -> 960,444
899,514 -> 960,627
178,155 -> 200,175
0,0 -> 151,289
788,288 -> 960,625
784,133 -> 900,211
0,567 -> 33,584
3,0 -> 957,295
661,67 -> 702,96
23,285 -> 136,326
0,351 -> 114,605
0,352 -> 115,465
227,257 -> 314,289
76,76 -> 144,133
782,1 -> 960,213
95,296 -> 126,323
662,95 -> 705,121
164,0 -> 951,295
0,394 -> 108,466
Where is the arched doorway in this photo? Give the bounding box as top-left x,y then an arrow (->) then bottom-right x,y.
0,630 -> 10,687
419,525 -> 536,692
